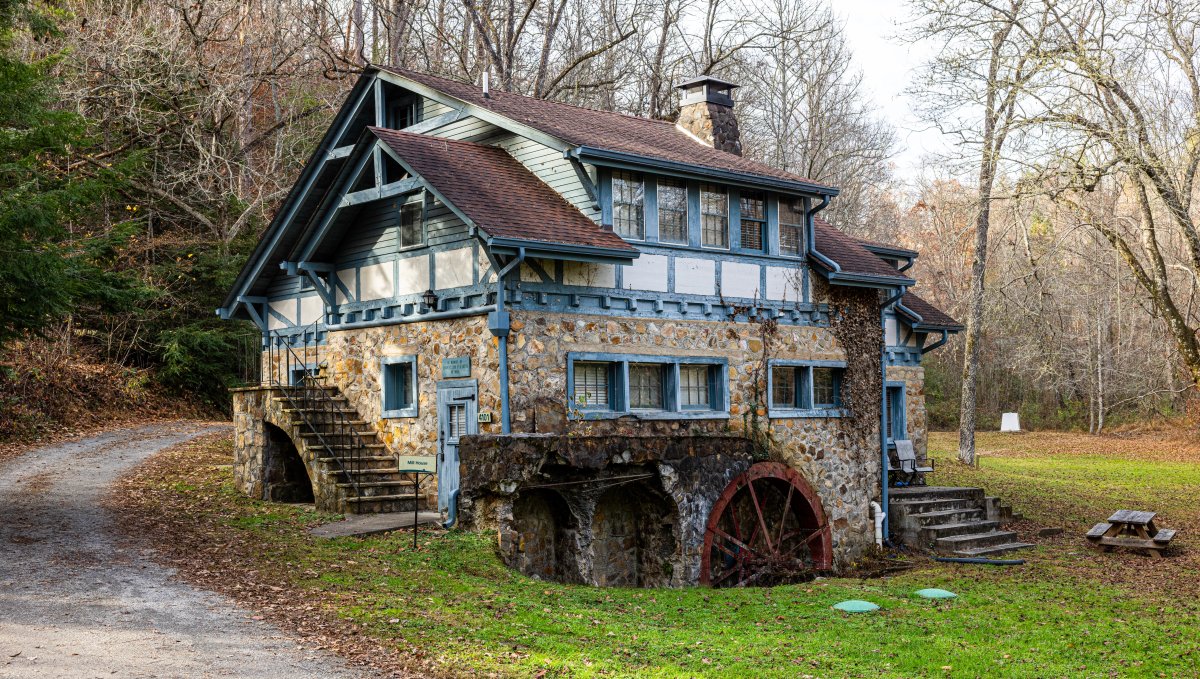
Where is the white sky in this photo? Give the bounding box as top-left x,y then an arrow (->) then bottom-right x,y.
832,0 -> 948,185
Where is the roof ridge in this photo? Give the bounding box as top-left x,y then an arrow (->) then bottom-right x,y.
376,65 -> 675,128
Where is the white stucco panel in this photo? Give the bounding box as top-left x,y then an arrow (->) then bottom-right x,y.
766,266 -> 803,302
885,317 -> 900,346
267,299 -> 295,330
435,247 -> 475,290
396,255 -> 430,296
335,269 -> 355,305
721,261 -> 761,300
477,249 -> 496,283
564,262 -> 616,288
674,257 -> 716,296
298,294 -> 323,326
359,262 -> 394,302
621,254 -> 669,292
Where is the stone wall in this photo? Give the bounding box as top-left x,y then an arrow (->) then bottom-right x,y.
677,101 -> 743,155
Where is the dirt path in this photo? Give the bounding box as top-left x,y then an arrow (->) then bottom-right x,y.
0,422 -> 367,678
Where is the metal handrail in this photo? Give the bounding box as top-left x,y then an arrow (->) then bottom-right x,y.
264,322 -> 365,495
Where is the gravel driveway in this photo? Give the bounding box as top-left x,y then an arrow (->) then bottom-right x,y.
0,422 -> 366,678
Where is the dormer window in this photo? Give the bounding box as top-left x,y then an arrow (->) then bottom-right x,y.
700,184 -> 728,248
657,178 -> 688,244
780,199 -> 804,256
740,191 -> 766,252
612,171 -> 645,240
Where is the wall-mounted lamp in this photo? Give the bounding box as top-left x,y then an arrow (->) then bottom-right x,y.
422,288 -> 438,310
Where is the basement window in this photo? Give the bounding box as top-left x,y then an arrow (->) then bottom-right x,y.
567,353 -> 728,419
769,361 -> 846,417
381,356 -> 418,418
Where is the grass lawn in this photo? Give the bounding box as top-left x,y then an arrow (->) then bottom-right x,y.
116,431 -> 1200,678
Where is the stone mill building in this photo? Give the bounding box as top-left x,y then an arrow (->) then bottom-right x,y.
219,66 -> 965,588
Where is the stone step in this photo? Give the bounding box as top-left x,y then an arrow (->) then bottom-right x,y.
317,455 -> 395,463
936,529 -> 1020,553
313,443 -> 387,451
951,541 -> 1036,557
890,486 -> 985,502
283,407 -> 358,416
907,508 -> 985,527
344,495 -> 423,514
890,498 -> 978,514
299,430 -> 379,441
921,520 -> 1000,540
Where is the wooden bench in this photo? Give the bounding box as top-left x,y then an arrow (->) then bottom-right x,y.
1086,511 -> 1176,558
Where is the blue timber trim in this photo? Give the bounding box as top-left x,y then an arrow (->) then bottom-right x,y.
644,177 -> 659,242
766,359 -> 849,419
886,346 -> 923,367
879,286 -> 905,541
598,168 -> 613,229
510,286 -> 827,326
566,351 -> 730,421
381,355 -> 420,418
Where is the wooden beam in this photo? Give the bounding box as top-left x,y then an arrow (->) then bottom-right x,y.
340,176 -> 423,207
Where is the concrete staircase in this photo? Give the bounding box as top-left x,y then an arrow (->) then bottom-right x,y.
888,486 -> 1033,557
273,383 -> 421,514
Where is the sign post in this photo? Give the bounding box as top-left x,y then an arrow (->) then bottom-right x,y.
396,455 -> 436,549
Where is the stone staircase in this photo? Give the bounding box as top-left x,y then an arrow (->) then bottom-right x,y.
888,486 -> 1033,557
272,383 -> 422,514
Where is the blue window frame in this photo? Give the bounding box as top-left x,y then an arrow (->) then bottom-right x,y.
381,355 -> 419,418
768,360 -> 847,418
567,352 -> 728,420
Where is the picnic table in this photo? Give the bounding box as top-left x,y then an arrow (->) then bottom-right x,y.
1086,510 -> 1176,558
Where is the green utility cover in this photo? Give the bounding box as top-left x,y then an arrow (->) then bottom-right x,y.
916,588 -> 957,599
833,600 -> 880,613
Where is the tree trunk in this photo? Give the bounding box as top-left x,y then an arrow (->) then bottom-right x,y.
957,183 -> 990,466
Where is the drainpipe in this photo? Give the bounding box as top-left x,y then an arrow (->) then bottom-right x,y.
806,195 -> 841,274
870,501 -> 884,549
488,247 -> 526,434
921,329 -> 950,354
879,286 -> 906,542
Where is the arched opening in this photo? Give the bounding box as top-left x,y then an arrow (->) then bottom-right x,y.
701,462 -> 831,587
591,483 -> 679,588
261,423 -> 315,503
511,490 -> 580,583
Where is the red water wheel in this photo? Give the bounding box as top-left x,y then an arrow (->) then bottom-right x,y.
700,462 -> 832,587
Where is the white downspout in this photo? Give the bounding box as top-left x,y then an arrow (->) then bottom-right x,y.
870,501 -> 884,549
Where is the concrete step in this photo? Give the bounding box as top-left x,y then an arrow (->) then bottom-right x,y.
952,541 -> 1036,557
921,520 -> 1000,540
890,498 -> 978,515
907,508 -> 985,527
317,455 -> 395,463
299,430 -> 378,440
336,480 -> 416,489
890,486 -> 985,502
314,443 -> 387,451
936,529 -> 1020,553
344,494 -> 423,514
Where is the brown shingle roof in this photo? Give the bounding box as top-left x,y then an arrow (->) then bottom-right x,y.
899,292 -> 963,331
378,66 -> 834,192
811,218 -> 912,281
371,128 -> 634,253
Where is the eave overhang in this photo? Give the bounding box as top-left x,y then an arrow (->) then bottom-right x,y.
569,146 -> 840,198
807,254 -> 916,289
896,301 -> 964,333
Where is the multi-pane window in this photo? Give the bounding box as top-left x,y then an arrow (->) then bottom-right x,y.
574,362 -> 610,409
399,201 -> 423,249
700,184 -> 729,248
740,191 -> 766,252
813,367 -> 841,408
679,365 -> 711,408
629,363 -> 665,410
770,364 -> 844,412
780,199 -> 805,256
568,356 -> 726,416
382,357 -> 418,418
612,171 -> 645,239
658,178 -> 689,244
771,366 -> 797,408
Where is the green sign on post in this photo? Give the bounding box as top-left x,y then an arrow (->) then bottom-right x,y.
442,356 -> 471,378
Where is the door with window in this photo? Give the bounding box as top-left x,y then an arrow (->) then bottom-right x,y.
436,382 -> 478,512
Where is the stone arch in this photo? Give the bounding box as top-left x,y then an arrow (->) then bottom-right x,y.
591,483 -> 679,588
261,422 -> 315,503
511,489 -> 580,583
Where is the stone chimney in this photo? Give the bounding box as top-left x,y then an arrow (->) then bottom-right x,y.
675,75 -> 742,156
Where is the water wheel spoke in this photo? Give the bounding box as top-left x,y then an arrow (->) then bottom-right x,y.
711,526 -> 758,556
745,479 -> 776,554
776,483 -> 794,549
710,535 -> 742,561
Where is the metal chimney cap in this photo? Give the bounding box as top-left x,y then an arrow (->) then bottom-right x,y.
676,75 -> 738,107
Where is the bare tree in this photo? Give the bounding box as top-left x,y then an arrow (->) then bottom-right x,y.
908,0 -> 1050,464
